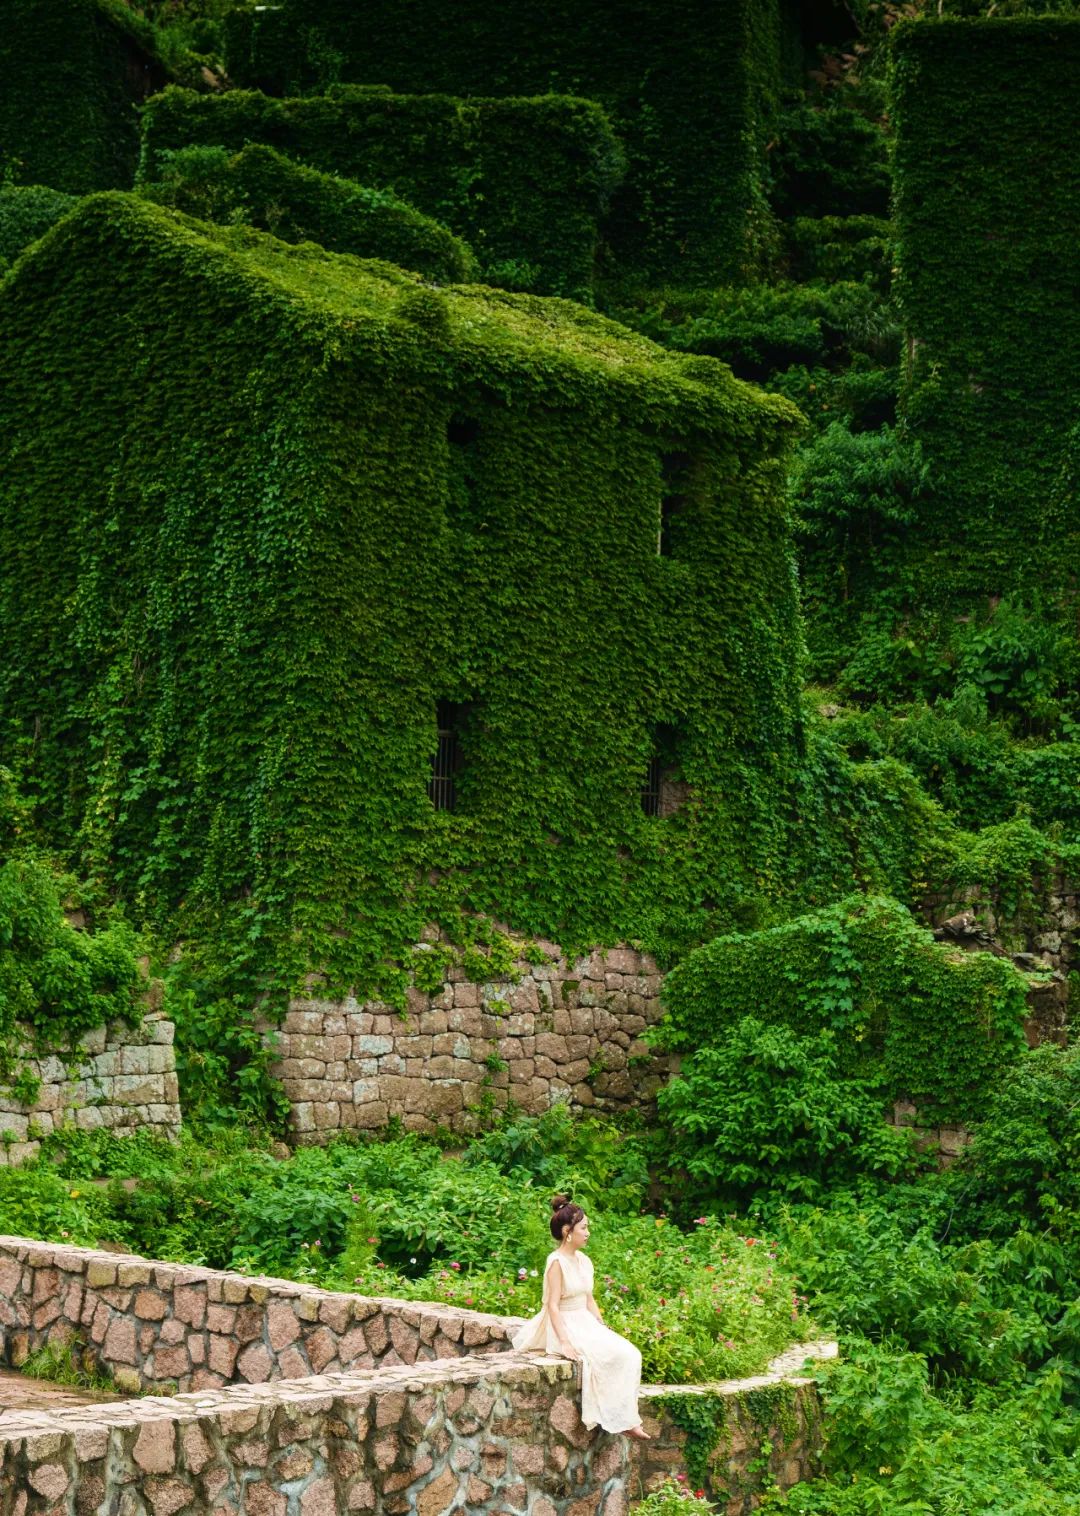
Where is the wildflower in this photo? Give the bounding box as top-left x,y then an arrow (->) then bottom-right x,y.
60,1229 -> 70,1239
450,1261 -> 461,1271
659,1297 -> 666,1305
529,1269 -> 538,1277
367,1236 -> 378,1245
518,1268 -> 528,1279
376,1262 -> 386,1269
693,1217 -> 707,1226
696,1492 -> 705,1500
676,1474 -> 688,1484
409,1257 -> 417,1265
69,1189 -> 80,1199
466,1297 -> 474,1305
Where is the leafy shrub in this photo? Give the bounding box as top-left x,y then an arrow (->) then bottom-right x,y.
0,183 -> 77,272
655,895 -> 1030,1121
657,1017 -> 916,1206
949,1044 -> 1080,1244
0,1164 -> 112,1246
635,1478 -> 716,1514
785,215 -> 892,290
770,105 -> 891,219
0,844 -> 142,1098
462,1103 -> 648,1216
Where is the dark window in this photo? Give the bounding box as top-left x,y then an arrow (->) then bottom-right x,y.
641,754 -> 664,817
429,701 -> 466,811
641,722 -> 688,818
448,414 -> 480,447
658,450 -> 694,557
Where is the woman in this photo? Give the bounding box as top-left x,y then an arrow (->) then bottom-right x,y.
512,1195 -> 650,1439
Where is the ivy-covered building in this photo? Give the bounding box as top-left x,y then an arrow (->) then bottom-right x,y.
0,193 -> 803,998
1,0 -> 163,193
891,16 -> 1080,602
222,0 -> 795,284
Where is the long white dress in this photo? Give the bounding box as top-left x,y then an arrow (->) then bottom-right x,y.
511,1248 -> 643,1434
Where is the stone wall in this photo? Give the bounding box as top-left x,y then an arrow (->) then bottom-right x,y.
0,1011 -> 180,1167
0,1337 -> 830,1516
633,1342 -> 836,1513
0,1238 -> 515,1395
927,869 -> 1078,1046
274,942 -> 674,1141
0,1353 -> 626,1516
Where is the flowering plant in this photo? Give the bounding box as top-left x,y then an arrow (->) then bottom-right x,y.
634,1476 -> 717,1513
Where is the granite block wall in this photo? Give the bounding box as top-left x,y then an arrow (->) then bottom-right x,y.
0,1012 -> 180,1167
273,942 -> 675,1142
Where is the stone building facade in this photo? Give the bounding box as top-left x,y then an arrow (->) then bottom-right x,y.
273,943 -> 673,1142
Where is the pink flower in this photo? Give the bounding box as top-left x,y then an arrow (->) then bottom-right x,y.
449,1261 -> 461,1271
693,1217 -> 708,1225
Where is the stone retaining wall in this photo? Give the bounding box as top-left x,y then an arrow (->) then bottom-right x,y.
0,1346 -> 831,1516
633,1342 -> 836,1513
0,1352 -> 625,1516
0,1238 -> 513,1395
0,1012 -> 180,1167
275,942 -> 674,1141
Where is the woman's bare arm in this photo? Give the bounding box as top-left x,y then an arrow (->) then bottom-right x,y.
545,1259 -> 581,1361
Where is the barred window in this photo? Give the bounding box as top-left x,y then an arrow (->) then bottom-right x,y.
429,700 -> 466,811
641,723 -> 687,818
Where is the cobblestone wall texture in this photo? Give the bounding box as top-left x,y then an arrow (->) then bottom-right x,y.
274,942 -> 675,1142
0,1329 -> 831,1516
0,1239 -> 514,1395
0,1012 -> 180,1168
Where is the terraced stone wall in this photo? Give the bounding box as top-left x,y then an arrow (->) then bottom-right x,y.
0,1239 -> 513,1395
274,943 -> 674,1141
0,1012 -> 180,1167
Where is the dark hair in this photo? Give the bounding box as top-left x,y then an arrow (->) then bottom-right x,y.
550,1194 -> 585,1242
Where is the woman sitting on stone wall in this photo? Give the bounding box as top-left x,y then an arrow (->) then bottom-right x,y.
512,1196 -> 650,1439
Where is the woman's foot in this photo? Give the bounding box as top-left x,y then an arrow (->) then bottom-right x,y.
625,1424 -> 651,1440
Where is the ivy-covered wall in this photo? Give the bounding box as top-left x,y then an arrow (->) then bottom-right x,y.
222,0 -> 787,285
139,144 -> 476,284
0,0 -> 162,193
139,85 -> 622,300
657,894 -> 1031,1121
890,16 -> 1080,603
0,193 -> 804,1011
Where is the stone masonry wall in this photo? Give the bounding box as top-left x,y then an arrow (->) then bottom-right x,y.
0,1238 -> 514,1396
0,1338 -> 830,1516
0,1353 -> 628,1516
274,942 -> 674,1142
0,1011 -> 180,1167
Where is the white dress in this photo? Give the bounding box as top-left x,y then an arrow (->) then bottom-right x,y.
511,1248 -> 643,1434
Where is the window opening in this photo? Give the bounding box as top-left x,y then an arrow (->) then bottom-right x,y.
429,700 -> 466,811
658,450 -> 694,557
641,722 -> 687,818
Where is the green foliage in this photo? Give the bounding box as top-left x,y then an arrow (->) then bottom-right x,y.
139,84 -> 623,299
0,1163 -> 113,1245
889,15 -> 1080,602
0,184 -> 78,272
949,1043 -> 1080,1245
0,193 -> 804,1009
0,774 -> 143,1096
0,0 -> 160,194
658,1018 -> 916,1206
634,1480 -> 717,1515
770,105 -> 890,220
140,143 -> 476,283
223,0 -> 787,284
656,895 -> 1030,1121
784,215 -> 892,290
462,1103 -> 649,1216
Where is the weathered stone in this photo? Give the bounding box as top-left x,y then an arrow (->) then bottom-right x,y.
236,1341 -> 273,1383
133,1421 -> 176,1474
417,1466 -> 457,1516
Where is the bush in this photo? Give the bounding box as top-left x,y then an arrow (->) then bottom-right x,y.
655,895 -> 1030,1122
0,184 -> 78,272
657,1017 -> 916,1206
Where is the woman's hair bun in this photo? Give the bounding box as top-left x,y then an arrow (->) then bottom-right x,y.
551,1194 -> 571,1212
